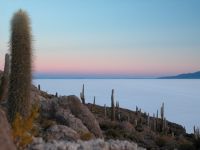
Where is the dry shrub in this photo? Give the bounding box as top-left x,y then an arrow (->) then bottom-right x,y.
12,104 -> 39,149
80,132 -> 93,141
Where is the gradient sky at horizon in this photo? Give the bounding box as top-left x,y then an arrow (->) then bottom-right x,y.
0,0 -> 200,77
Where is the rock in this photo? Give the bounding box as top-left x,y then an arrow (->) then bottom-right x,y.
0,108 -> 16,150
46,125 -> 80,141
54,108 -> 89,134
59,96 -> 103,138
40,96 -> 103,138
28,138 -> 146,150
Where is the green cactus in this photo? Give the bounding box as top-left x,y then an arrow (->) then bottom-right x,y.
8,9 -> 32,122
0,53 -> 10,101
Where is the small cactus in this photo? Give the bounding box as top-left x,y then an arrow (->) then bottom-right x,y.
55,92 -> 58,97
80,84 -> 85,104
111,89 -> 115,121
0,53 -> 10,101
8,9 -> 32,122
38,84 -> 40,90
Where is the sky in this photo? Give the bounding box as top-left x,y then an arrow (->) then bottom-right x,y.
0,0 -> 200,78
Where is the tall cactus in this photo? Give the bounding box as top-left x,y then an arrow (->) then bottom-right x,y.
8,9 -> 32,122
80,84 -> 85,104
111,89 -> 115,121
161,102 -> 164,120
0,53 -> 10,101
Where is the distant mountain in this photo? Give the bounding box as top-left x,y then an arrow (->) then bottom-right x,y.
159,71 -> 200,79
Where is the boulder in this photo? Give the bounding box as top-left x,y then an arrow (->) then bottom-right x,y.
39,95 -> 103,138
54,107 -> 89,134
0,108 -> 16,150
59,96 -> 103,138
46,125 -> 80,141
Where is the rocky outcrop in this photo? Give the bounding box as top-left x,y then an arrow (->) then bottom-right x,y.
40,95 -> 103,138
54,108 -> 89,134
0,108 -> 16,150
59,96 -> 103,138
28,138 -> 146,150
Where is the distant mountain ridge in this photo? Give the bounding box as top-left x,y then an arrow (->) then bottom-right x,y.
159,71 -> 200,79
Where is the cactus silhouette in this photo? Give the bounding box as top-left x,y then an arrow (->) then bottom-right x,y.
0,53 -> 10,101
111,89 -> 115,121
8,9 -> 32,122
80,84 -> 85,104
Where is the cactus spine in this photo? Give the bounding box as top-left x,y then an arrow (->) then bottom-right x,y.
8,9 -> 32,122
111,89 -> 115,121
80,84 -> 85,104
0,53 -> 10,101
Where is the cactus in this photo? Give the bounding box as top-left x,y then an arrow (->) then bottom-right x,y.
80,84 -> 85,104
38,84 -> 40,90
111,89 -> 115,121
8,9 -> 32,122
153,113 -> 156,131
161,102 -> 164,120
93,96 -> 95,105
0,53 -> 10,101
92,96 -> 95,112
55,92 -> 58,97
104,104 -> 107,118
147,113 -> 150,127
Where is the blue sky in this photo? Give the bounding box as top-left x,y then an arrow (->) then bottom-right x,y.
0,0 -> 200,77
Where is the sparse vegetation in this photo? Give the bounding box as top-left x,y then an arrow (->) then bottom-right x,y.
12,104 -> 39,149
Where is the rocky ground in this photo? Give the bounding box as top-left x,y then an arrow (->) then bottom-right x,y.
0,71 -> 199,150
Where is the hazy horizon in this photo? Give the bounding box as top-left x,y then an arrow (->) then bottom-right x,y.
1,0 -> 200,77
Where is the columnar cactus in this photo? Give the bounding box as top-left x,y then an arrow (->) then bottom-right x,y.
104,104 -> 107,118
93,96 -> 96,105
55,92 -> 58,97
92,96 -> 96,112
80,84 -> 85,104
160,102 -> 165,131
0,53 -> 10,101
111,89 -> 115,121
147,113 -> 150,127
153,113 -> 156,131
8,9 -> 32,122
161,102 -> 164,120
38,84 -> 40,90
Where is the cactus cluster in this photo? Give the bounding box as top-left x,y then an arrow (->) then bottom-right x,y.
8,9 -> 32,122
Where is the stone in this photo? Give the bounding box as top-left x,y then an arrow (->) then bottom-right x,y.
46,125 -> 80,141
54,108 -> 89,134
0,108 -> 16,150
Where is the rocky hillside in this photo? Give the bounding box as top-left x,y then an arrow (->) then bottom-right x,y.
0,83 -> 199,149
